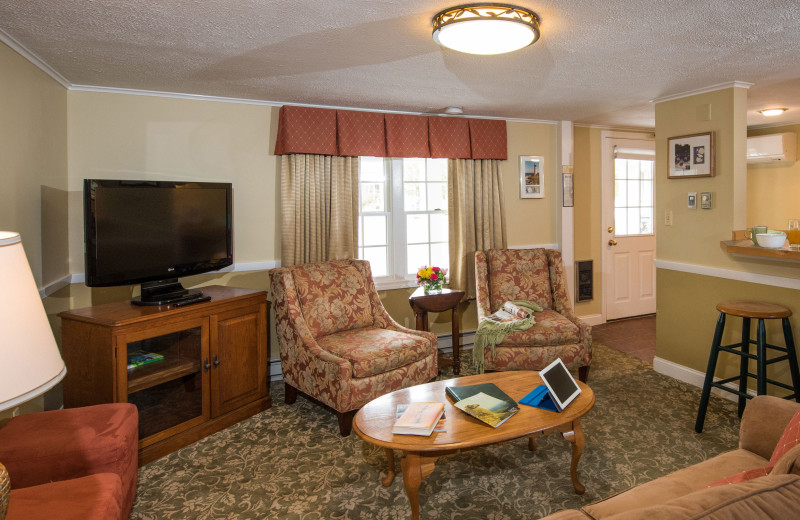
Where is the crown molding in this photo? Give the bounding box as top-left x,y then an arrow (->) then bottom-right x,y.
0,27 -> 71,88
575,123 -> 655,133
650,81 -> 754,104
747,120 -> 800,131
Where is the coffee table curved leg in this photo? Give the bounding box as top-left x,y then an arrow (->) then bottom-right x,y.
382,448 -> 395,487
560,419 -> 586,495
400,452 -> 438,520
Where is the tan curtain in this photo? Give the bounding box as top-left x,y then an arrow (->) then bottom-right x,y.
448,158 -> 507,298
280,154 -> 359,266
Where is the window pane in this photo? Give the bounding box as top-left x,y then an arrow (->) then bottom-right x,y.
363,247 -> 388,277
627,208 -> 641,236
427,182 -> 447,211
427,159 -> 447,181
404,183 -> 425,211
614,158 -> 627,180
627,180 -> 641,206
360,157 -> 385,182
641,160 -> 654,180
404,158 -> 425,181
361,183 -> 384,212
407,244 -> 429,275
362,215 -> 387,247
614,208 -> 628,235
614,180 -> 627,208
430,243 -> 449,270
627,160 -> 642,180
640,208 -> 653,234
641,180 -> 653,207
407,214 -> 429,244
430,213 -> 448,242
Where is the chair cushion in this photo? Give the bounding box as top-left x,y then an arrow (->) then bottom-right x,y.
318,327 -> 433,378
487,248 -> 553,311
0,403 -> 138,515
498,309 -> 580,347
7,473 -> 124,520
292,261 -> 375,337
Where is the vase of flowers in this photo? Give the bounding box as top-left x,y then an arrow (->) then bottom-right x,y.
417,265 -> 447,295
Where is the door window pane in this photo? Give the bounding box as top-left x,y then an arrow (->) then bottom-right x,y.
614,158 -> 655,237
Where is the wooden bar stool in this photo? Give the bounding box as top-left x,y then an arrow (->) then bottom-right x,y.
695,300 -> 800,433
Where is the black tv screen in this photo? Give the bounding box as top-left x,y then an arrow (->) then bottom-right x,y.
84,179 -> 233,290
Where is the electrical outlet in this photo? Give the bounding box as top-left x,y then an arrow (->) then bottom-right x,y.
665,210 -> 673,226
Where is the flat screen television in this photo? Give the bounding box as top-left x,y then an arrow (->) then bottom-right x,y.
84,179 -> 233,306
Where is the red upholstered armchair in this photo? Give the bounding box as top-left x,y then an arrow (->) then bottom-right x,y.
475,248 -> 592,381
269,259 -> 438,435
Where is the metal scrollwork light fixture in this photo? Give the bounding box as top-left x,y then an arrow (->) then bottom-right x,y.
432,3 -> 541,55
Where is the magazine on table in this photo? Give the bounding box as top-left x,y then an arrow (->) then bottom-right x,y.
392,402 -> 446,436
484,301 -> 532,323
454,392 -> 519,428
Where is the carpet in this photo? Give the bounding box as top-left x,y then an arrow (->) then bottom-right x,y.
131,344 -> 740,519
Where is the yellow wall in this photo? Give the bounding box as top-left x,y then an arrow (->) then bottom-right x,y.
747,125 -> 800,229
573,126 -> 603,317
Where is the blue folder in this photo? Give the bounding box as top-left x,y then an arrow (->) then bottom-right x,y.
519,384 -> 559,412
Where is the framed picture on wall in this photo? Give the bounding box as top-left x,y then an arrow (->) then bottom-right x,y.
667,131 -> 714,179
520,155 -> 544,199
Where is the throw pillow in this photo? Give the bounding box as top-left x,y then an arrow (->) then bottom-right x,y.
770,408 -> 800,466
706,466 -> 771,488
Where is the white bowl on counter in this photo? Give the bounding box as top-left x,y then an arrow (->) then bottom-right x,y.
756,231 -> 787,248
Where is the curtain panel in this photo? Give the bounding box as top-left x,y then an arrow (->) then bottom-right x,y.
274,105 -> 507,160
280,154 -> 359,267
448,158 -> 507,298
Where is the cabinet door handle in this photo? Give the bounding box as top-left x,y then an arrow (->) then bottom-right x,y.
204,358 -> 211,372
213,354 -> 220,368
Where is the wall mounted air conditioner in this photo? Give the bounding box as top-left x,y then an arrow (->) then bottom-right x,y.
746,132 -> 797,164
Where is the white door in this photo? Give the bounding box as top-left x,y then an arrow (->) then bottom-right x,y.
603,136 -> 656,320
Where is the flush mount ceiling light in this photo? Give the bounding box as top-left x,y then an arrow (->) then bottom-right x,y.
759,108 -> 788,117
432,4 -> 541,55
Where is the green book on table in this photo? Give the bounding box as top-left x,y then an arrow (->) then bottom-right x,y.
445,382 -> 518,407
127,350 -> 164,370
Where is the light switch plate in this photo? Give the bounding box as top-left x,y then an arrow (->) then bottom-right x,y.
665,210 -> 673,226
688,192 -> 697,209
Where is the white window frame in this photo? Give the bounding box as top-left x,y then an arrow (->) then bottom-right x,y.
358,157 -> 448,291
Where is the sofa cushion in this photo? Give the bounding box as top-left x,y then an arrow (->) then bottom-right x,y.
601,474 -> 800,520
582,448 -> 768,519
318,327 -> 433,378
705,466 -> 771,488
772,443 -> 800,476
497,309 -> 580,347
769,408 -> 800,466
7,473 -> 124,520
0,403 -> 138,515
292,261 -> 374,337
487,248 -> 553,311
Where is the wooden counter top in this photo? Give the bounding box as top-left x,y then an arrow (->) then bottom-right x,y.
721,230 -> 800,262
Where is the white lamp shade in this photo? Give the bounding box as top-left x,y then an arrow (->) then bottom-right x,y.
433,18 -> 537,55
0,232 -> 66,411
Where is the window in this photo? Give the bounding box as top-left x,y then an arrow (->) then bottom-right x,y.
613,158 -> 654,236
358,157 -> 448,287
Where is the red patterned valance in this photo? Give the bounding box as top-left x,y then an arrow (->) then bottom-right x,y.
273,105 -> 506,160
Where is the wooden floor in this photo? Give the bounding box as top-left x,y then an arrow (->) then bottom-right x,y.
592,315 -> 656,364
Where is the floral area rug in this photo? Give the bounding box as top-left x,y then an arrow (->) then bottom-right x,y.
131,344 -> 739,519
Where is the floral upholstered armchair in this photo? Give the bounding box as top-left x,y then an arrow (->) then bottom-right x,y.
269,259 -> 438,435
475,248 -> 592,381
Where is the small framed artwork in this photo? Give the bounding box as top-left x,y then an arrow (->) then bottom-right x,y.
700,191 -> 713,209
520,155 -> 544,199
668,132 -> 714,179
562,173 -> 574,207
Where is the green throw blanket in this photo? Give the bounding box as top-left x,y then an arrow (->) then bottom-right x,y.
473,300 -> 543,374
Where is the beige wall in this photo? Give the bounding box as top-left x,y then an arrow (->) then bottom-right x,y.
655,87 -> 800,391
0,42 -> 68,288
747,125 -> 800,230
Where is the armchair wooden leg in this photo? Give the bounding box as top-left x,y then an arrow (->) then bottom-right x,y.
337,410 -> 356,436
284,383 -> 298,404
578,365 -> 590,383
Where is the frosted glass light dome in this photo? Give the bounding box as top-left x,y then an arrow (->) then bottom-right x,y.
432,4 -> 541,55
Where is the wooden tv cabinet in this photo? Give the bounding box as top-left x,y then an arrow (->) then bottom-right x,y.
59,286 -> 271,465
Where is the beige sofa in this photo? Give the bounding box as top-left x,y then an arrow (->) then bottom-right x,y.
542,395 -> 800,519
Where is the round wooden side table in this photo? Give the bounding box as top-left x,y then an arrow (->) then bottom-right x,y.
408,287 -> 465,375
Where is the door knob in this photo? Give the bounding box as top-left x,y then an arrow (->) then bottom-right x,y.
608,239 -> 618,246
608,226 -> 614,233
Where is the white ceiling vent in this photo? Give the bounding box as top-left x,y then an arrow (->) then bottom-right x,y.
746,132 -> 797,164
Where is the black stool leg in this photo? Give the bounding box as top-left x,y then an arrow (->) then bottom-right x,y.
738,318 -> 751,417
756,319 -> 767,396
696,312 -> 726,433
782,317 -> 800,402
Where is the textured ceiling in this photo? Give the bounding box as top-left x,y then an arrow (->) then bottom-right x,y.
2,0 -> 800,128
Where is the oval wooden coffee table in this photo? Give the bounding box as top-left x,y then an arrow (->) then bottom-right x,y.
353,371 -> 595,520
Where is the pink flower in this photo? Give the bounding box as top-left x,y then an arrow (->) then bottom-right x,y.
430,273 -> 438,281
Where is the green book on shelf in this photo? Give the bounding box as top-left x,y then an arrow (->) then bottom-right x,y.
127,350 -> 164,370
